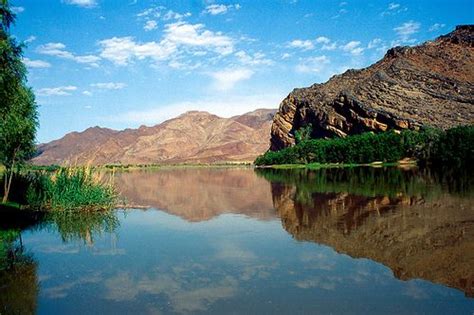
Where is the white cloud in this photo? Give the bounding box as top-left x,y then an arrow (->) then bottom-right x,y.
315,36 -> 330,44
99,21 -> 234,66
367,38 -> 382,49
37,86 -> 77,96
341,41 -> 364,55
37,42 -> 100,66
144,20 -> 158,31
281,53 -> 291,59
295,55 -> 330,73
11,6 -> 24,14
388,3 -> 400,10
429,23 -> 446,32
288,39 -> 314,50
381,3 -> 407,16
235,50 -> 272,66
393,21 -> 420,42
63,0 -> 97,8
163,10 -> 191,21
209,68 -> 254,91
98,37 -> 175,65
25,36 -> 37,44
107,93 -> 282,125
321,42 -> 337,50
204,4 -> 241,15
23,58 -> 51,68
164,21 -> 233,54
83,90 -> 93,96
91,82 -> 127,90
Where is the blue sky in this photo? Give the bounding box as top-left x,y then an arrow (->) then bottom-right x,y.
11,0 -> 474,142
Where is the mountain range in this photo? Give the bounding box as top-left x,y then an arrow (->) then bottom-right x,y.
32,109 -> 276,165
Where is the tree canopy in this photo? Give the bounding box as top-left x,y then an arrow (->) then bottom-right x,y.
0,0 -> 38,202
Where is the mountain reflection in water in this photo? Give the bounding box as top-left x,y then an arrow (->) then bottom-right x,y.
255,167 -> 474,297
0,166 -> 472,314
115,166 -> 474,297
114,168 -> 275,221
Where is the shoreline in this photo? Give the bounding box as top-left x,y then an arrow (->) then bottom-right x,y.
255,159 -> 418,170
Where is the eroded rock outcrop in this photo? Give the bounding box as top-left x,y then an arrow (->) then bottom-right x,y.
271,25 -> 474,150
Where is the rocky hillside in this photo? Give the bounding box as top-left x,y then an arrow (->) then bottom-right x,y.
32,109 -> 276,165
271,25 -> 474,150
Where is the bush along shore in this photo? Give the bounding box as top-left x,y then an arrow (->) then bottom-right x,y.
1,167 -> 118,212
255,125 -> 474,168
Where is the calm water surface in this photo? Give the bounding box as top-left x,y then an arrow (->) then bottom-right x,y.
1,167 -> 473,314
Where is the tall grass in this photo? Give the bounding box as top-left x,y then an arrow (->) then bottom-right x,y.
26,167 -> 117,211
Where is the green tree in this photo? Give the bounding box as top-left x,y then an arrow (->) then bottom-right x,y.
0,0 -> 38,203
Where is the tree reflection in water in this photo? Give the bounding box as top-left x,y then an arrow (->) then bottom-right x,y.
0,229 -> 38,315
0,208 -> 120,314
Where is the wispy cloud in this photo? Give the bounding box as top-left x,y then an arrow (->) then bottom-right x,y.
63,0 -> 97,8
288,39 -> 314,50
393,21 -> 420,43
203,4 -> 241,16
288,36 -> 336,51
295,55 -> 330,73
388,3 -> 400,10
429,23 -> 446,32
235,51 -> 272,66
91,82 -> 127,90
341,41 -> 364,55
381,2 -> 407,16
144,20 -> 157,31
25,36 -> 37,44
37,86 -> 77,96
209,68 -> 254,91
11,6 -> 24,14
23,58 -> 51,68
37,42 -> 100,67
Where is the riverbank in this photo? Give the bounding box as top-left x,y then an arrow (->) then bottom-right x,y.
255,159 -> 417,170
1,167 -> 118,212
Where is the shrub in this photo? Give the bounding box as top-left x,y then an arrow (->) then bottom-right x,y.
254,126 -> 474,167
26,167 -> 117,211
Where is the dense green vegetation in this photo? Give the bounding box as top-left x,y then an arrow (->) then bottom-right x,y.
0,0 -> 38,203
0,167 -> 118,211
255,126 -> 474,167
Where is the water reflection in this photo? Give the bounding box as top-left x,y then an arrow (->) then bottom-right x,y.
114,168 -> 275,221
0,229 -> 39,314
256,167 -> 474,297
0,167 -> 472,314
0,207 -> 120,314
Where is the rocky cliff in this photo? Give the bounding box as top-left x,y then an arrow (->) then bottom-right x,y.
271,25 -> 474,150
32,109 -> 275,165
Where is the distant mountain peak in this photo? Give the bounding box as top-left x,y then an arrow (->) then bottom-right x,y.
32,108 -> 276,165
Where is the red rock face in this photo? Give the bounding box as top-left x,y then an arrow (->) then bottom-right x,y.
270,25 -> 474,151
32,109 -> 276,166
